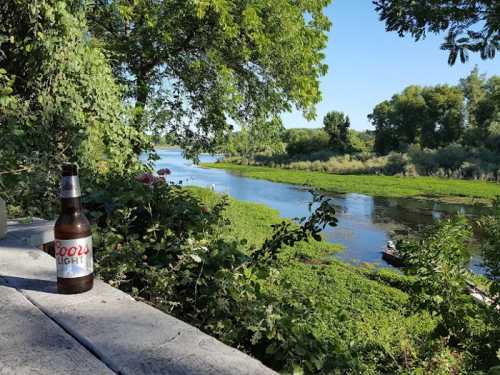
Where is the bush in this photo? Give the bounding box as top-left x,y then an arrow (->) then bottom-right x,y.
435,144 -> 468,174
398,216 -> 499,371
87,172 -> 478,373
0,2 -> 148,218
384,152 -> 408,175
90,174 -> 363,373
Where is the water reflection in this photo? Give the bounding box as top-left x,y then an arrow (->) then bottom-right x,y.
155,149 -> 488,272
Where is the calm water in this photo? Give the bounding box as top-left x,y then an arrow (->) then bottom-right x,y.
155,149 -> 488,271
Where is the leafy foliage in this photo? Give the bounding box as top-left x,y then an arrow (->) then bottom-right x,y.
369,85 -> 465,154
284,128 -> 331,157
91,178 -> 475,373
398,216 -> 500,371
374,0 -> 500,65
224,118 -> 286,159
0,1 -> 149,217
89,176 -> 363,373
85,0 -> 332,156
478,199 -> 500,306
252,191 -> 338,264
323,110 -> 351,153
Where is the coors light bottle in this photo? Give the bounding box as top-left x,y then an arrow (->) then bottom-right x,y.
54,163 -> 93,294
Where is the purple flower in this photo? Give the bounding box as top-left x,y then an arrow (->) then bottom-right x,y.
157,168 -> 171,176
135,173 -> 155,185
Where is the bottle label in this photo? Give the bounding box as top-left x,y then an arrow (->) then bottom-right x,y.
55,236 -> 93,278
60,176 -> 81,198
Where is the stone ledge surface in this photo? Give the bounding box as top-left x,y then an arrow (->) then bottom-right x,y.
0,220 -> 276,375
0,280 -> 115,375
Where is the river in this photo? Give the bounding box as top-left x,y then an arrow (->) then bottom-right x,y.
155,149 -> 487,272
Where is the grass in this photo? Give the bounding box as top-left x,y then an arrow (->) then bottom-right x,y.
189,187 -> 447,373
202,162 -> 500,204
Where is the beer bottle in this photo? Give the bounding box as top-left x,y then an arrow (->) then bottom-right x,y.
54,163 -> 93,294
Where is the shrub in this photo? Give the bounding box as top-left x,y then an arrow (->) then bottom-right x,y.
398,216 -> 499,371
0,2 -> 148,218
89,174 -> 356,373
384,152 -> 408,175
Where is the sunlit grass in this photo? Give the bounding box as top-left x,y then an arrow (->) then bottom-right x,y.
202,162 -> 500,204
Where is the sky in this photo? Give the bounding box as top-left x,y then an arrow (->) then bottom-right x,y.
282,0 -> 500,131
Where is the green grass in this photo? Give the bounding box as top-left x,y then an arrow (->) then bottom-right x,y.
189,187 -> 446,373
202,162 -> 500,204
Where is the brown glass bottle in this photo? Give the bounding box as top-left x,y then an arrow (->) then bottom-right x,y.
54,164 -> 93,294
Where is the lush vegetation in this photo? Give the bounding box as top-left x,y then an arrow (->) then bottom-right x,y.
1,0 -> 333,215
85,0 -> 331,156
203,162 -> 500,203
370,71 -> 500,156
0,1 -> 149,218
222,68 -> 500,181
89,176 -> 499,373
2,1 -> 500,373
374,1 -> 499,65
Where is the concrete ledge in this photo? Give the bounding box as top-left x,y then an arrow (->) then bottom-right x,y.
0,220 -> 276,375
5,218 -> 55,247
0,280 -> 114,375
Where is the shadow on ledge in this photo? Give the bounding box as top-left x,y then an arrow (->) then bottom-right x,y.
0,275 -> 57,294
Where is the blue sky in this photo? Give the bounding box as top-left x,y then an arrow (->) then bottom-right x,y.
282,0 -> 500,131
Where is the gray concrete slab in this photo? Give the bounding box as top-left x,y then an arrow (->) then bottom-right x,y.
0,220 -> 276,375
5,218 -> 54,247
0,280 -> 115,375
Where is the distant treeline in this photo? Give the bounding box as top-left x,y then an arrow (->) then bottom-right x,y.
222,68 -> 500,181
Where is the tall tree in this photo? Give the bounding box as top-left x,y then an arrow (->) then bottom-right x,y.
369,85 -> 465,154
460,66 -> 486,128
374,0 -> 500,65
226,117 -> 285,158
477,76 -> 500,149
368,100 -> 398,155
420,85 -> 465,148
369,86 -> 427,154
86,0 -> 331,156
323,110 -> 351,153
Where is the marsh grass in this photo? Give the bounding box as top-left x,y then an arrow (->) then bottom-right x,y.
202,163 -> 500,204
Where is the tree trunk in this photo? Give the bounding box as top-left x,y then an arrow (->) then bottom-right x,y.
130,70 -> 152,157
133,74 -> 150,131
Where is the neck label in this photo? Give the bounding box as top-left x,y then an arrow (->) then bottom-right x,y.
61,176 -> 81,198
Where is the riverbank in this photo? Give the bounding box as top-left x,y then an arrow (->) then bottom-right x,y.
154,144 -> 179,150
187,187 -> 496,373
201,162 -> 500,204
188,187 -> 439,373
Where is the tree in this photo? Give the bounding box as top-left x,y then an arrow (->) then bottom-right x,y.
478,76 -> 500,150
398,217 -> 474,336
323,111 -> 351,153
374,0 -> 500,65
226,118 -> 285,158
284,128 -> 330,157
369,85 -> 465,154
0,1 -> 146,217
86,0 -> 332,156
368,100 -> 398,155
460,66 -> 487,129
420,85 -> 465,148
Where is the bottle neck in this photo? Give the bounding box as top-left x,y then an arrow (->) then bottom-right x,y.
60,171 -> 83,214
60,175 -> 81,199
60,197 -> 83,214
